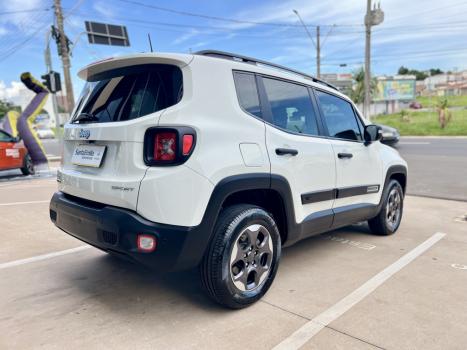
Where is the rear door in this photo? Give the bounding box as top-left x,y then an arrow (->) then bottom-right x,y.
258,75 -> 336,233
314,89 -> 383,226
59,62 -> 184,210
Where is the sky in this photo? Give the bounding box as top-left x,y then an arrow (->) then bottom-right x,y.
1,0 -> 467,105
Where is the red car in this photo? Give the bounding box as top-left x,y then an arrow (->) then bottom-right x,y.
0,129 -> 35,175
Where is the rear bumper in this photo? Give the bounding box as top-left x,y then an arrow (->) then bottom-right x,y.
49,191 -> 206,271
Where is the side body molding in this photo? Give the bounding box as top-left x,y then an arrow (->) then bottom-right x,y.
183,165 -> 407,269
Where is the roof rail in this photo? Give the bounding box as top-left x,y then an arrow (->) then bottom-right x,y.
195,50 -> 339,91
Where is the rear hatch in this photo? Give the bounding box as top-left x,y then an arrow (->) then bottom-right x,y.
58,54 -> 191,210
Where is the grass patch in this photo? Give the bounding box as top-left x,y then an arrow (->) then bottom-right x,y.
374,109 -> 467,136
416,95 -> 467,108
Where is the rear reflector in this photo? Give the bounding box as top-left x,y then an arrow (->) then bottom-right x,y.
154,132 -> 177,161
182,134 -> 194,155
137,234 -> 157,252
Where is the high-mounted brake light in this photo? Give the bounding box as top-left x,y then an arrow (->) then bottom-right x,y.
182,134 -> 194,155
154,132 -> 177,161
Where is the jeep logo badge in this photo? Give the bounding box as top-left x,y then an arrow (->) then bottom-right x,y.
79,129 -> 91,139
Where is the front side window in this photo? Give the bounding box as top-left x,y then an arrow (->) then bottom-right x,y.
262,77 -> 319,136
315,90 -> 363,141
233,72 -> 262,118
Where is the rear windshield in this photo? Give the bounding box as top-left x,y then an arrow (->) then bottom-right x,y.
72,64 -> 183,123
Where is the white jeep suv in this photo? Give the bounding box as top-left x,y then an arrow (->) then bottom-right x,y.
50,50 -> 407,309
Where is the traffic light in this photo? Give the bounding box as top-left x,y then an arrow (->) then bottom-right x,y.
41,71 -> 62,93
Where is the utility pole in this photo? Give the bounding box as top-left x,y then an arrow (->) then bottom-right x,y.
53,0 -> 75,114
293,9 -> 321,78
363,0 -> 384,120
44,30 -> 61,136
316,26 -> 320,78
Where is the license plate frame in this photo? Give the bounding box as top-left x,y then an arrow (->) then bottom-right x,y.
71,144 -> 107,168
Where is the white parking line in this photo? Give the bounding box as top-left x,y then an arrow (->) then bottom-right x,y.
0,200 -> 50,206
273,232 -> 446,350
0,246 -> 91,270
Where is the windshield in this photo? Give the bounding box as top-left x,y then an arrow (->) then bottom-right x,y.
72,64 -> 183,123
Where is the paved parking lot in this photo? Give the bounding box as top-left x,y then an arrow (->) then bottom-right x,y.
1,178 -> 466,349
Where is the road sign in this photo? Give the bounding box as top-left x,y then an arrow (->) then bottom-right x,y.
85,21 -> 130,47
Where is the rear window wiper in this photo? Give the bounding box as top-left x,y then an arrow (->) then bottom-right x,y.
73,112 -> 99,124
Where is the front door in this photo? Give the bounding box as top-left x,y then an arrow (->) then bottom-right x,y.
314,89 -> 383,226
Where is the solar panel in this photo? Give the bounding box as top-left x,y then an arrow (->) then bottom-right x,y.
85,21 -> 130,47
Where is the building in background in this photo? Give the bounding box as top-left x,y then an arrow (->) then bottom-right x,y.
320,73 -> 353,96
418,70 -> 467,96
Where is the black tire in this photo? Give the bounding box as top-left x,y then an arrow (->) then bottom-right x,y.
368,179 -> 404,235
20,154 -> 35,175
200,204 -> 281,309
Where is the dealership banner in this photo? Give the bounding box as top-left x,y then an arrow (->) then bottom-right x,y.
374,79 -> 416,101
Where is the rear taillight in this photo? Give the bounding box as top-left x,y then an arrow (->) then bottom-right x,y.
144,127 -> 196,166
182,134 -> 194,155
154,132 -> 177,161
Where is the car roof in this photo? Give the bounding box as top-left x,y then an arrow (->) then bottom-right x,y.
77,51 -> 352,103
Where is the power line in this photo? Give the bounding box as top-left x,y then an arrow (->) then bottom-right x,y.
70,11 -> 366,40
0,8 -> 51,15
0,10 -> 50,54
115,0 -> 362,28
0,17 -> 52,62
387,0 -> 467,23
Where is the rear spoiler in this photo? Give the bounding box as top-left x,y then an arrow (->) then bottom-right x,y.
78,53 -> 194,81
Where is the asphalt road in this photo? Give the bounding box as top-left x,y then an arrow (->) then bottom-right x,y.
2,137 -> 467,201
41,138 -> 61,158
1,179 -> 467,349
396,137 -> 467,201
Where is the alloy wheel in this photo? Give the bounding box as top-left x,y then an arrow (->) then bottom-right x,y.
386,187 -> 401,230
229,224 -> 274,292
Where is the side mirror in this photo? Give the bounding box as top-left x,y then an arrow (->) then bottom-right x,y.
364,125 -> 382,145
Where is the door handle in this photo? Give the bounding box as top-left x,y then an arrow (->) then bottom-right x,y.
338,152 -> 353,159
276,148 -> 298,156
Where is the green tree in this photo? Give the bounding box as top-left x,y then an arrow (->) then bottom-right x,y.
350,67 -> 377,104
397,67 -> 443,80
0,99 -> 21,121
398,66 -> 409,75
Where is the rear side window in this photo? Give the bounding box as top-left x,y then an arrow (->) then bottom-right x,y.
262,77 -> 319,136
72,64 -> 183,123
315,90 -> 363,141
233,72 -> 262,118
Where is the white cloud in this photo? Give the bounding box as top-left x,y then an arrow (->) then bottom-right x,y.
173,29 -> 200,45
0,0 -> 43,28
0,80 -> 34,108
0,26 -> 8,37
93,1 -> 117,20
223,0 -> 467,73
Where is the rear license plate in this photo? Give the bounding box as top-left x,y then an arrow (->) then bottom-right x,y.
71,144 -> 106,168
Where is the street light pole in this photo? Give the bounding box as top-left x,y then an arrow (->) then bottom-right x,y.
293,9 -> 320,78
316,26 -> 320,78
